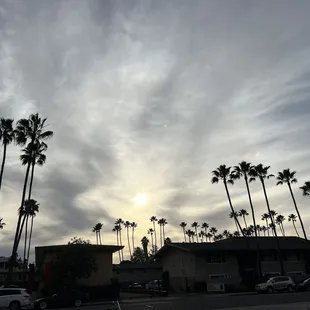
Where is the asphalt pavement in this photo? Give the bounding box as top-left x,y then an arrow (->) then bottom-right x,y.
79,291 -> 310,310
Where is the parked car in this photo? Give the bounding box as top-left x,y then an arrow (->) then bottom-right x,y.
0,287 -> 32,310
146,280 -> 162,291
296,278 -> 310,291
127,283 -> 142,291
35,288 -> 89,309
255,276 -> 295,293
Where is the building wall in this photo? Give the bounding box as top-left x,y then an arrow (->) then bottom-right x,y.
39,249 -> 114,288
78,252 -> 113,286
195,253 -> 242,284
161,248 -> 196,292
113,265 -> 162,286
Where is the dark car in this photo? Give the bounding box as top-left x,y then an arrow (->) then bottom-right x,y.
296,278 -> 310,291
35,288 -> 89,309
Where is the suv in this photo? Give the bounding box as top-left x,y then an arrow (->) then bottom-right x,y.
255,276 -> 295,293
0,288 -> 31,310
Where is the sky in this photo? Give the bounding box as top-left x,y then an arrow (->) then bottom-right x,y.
0,0 -> 310,262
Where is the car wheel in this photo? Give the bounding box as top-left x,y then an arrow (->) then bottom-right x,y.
9,301 -> 21,310
39,301 -> 48,310
287,285 -> 294,292
267,286 -> 273,293
74,299 -> 82,307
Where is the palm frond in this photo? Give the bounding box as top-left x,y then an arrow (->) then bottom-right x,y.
276,181 -> 283,186
211,176 -> 219,184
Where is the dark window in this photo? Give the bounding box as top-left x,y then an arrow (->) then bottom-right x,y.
206,254 -> 226,263
2,290 -> 21,295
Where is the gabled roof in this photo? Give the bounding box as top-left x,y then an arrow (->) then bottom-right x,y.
155,237 -> 310,258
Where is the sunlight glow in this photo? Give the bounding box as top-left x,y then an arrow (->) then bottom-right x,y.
133,193 -> 147,206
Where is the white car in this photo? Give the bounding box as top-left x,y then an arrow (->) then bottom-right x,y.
0,288 -> 32,310
255,276 -> 295,293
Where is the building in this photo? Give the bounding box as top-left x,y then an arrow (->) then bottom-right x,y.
0,257 -> 24,285
154,237 -> 310,292
113,262 -> 162,287
35,244 -> 123,294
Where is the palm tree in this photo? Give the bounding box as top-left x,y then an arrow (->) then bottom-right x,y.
147,228 -> 154,250
269,223 -> 275,236
277,169 -> 307,239
275,215 -> 285,236
223,230 -> 231,239
18,199 -> 39,269
300,181 -> 310,196
0,217 -> 5,229
131,222 -> 138,251
162,218 -> 167,242
288,214 -> 299,237
256,225 -> 261,236
0,118 -> 15,192
92,225 -> 99,245
209,227 -> 218,240
261,213 -> 270,236
185,230 -> 193,243
201,222 -> 209,241
239,209 -> 249,229
115,219 -> 124,260
261,226 -> 267,236
18,142 -> 47,252
150,216 -> 158,250
206,232 -> 213,242
233,161 -> 258,236
229,211 -> 240,232
92,222 -> 103,244
198,231 -> 204,242
233,231 -> 240,237
179,222 -> 187,242
141,236 -> 149,261
164,237 -> 172,244
158,218 -> 167,247
124,221 -> 132,258
191,222 -> 199,242
214,234 -> 224,241
249,165 -> 276,236
9,114 -> 53,283
211,165 -> 244,235
113,225 -> 122,262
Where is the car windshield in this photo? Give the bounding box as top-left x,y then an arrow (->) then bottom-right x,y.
267,279 -> 274,283
303,278 -> 310,283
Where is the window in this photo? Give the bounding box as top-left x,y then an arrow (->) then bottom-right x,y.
206,254 -> 226,263
209,274 -> 229,279
2,290 -> 21,296
263,272 -> 280,277
287,271 -> 304,276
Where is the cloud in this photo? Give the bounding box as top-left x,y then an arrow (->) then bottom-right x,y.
1,0 -> 310,262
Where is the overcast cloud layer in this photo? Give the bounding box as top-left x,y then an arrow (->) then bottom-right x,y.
1,0 -> 310,261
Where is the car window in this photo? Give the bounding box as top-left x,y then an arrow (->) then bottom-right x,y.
2,290 -> 21,295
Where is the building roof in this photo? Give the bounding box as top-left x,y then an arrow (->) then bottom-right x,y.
113,262 -> 162,270
35,244 -> 123,253
35,244 -> 123,267
155,237 -> 310,258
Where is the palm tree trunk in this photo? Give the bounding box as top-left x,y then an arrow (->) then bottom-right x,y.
126,227 -> 132,258
26,216 -> 34,269
153,222 -> 157,251
293,222 -> 300,237
117,232 -> 121,263
234,218 -> 239,232
260,178 -> 284,275
183,229 -> 186,242
243,216 -> 248,229
6,161 -> 31,284
159,225 -> 162,248
288,183 -> 307,239
99,231 -> 102,245
281,223 -> 285,236
96,232 -> 98,245
265,219 -> 269,236
163,225 -> 166,243
132,228 -> 135,251
223,180 -> 244,236
195,228 -> 198,242
151,234 -> 154,250
23,215 -> 29,266
0,143 -> 7,191
119,231 -> 124,261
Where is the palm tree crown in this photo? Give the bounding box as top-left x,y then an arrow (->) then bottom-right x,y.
0,217 -> 5,229
300,181 -> 310,196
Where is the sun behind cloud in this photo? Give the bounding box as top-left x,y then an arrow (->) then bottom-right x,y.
133,193 -> 147,206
